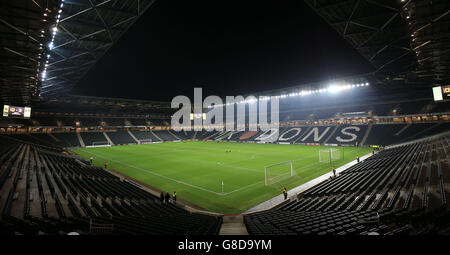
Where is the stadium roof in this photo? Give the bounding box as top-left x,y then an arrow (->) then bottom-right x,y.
1,0 -> 449,107
305,0 -> 450,89
0,0 -> 157,106
32,94 -> 172,117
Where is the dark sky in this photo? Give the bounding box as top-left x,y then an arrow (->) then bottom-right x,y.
72,0 -> 374,102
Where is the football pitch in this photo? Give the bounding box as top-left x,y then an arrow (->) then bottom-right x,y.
71,141 -> 372,214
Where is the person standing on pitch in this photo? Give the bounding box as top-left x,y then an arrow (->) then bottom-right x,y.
283,187 -> 288,200
173,191 -> 177,204
104,161 -> 108,169
332,166 -> 336,177
90,156 -> 93,165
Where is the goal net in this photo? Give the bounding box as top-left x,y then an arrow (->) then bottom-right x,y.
319,148 -> 340,163
264,160 -> 294,186
139,139 -> 153,144
87,141 -> 111,148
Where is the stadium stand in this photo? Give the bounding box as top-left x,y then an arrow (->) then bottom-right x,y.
363,124 -> 407,146
127,118 -> 149,126
1,0 -> 448,238
0,102 -> 448,236
105,131 -> 137,145
78,118 -> 101,127
295,125 -> 334,144
7,134 -> 58,148
152,130 -> 179,141
0,136 -> 222,235
59,117 -> 77,127
79,132 -> 109,147
51,133 -> 81,148
276,127 -> 304,143
103,118 -> 126,127
2,120 -> 449,149
171,131 -> 193,140
326,125 -> 368,145
34,116 -> 58,127
192,131 -> 216,140
130,130 -> 160,143
244,133 -> 450,235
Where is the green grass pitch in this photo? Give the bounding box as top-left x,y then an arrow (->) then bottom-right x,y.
71,141 -> 372,215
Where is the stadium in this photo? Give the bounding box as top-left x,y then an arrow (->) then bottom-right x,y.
1,0 -> 450,239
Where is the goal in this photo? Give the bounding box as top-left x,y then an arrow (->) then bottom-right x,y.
319,148 -> 340,164
89,141 -> 111,147
139,139 -> 153,144
264,160 -> 294,186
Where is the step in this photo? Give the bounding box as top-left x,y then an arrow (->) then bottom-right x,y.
219,215 -> 248,235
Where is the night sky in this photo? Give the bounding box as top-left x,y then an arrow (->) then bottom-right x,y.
72,0 -> 374,102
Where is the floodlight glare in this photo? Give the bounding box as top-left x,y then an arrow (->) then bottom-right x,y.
327,85 -> 342,93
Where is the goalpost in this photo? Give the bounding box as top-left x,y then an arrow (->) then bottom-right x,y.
139,139 -> 153,144
319,148 -> 340,164
88,141 -> 111,148
264,160 -> 294,186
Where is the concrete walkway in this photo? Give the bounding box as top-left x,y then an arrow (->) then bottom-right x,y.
243,151 -> 374,214
219,215 -> 249,235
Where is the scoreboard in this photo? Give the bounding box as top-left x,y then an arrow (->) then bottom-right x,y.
443,85 -> 450,100
2,105 -> 31,118
433,85 -> 450,102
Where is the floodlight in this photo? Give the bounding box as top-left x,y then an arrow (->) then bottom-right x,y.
327,84 -> 342,93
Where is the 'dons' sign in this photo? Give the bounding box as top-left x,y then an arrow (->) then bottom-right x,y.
214,131 -> 236,141
335,126 -> 361,143
255,129 -> 280,142
328,125 -> 367,144
275,125 -> 364,144
301,126 -> 332,142
204,125 -> 365,143
278,127 -> 302,141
